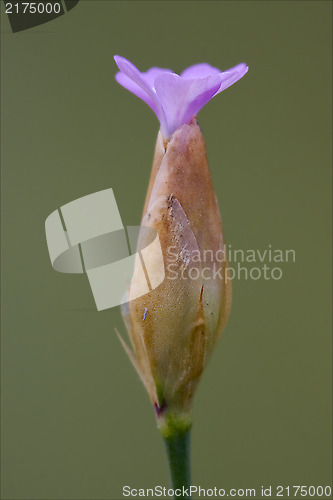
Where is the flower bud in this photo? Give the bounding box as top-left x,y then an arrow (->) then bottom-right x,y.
120,118 -> 231,429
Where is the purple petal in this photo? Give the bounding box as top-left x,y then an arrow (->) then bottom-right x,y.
181,62 -> 249,95
154,73 -> 222,137
215,64 -> 249,94
115,71 -> 157,113
180,63 -> 221,79
142,67 -> 174,88
226,63 -> 249,74
114,56 -> 167,126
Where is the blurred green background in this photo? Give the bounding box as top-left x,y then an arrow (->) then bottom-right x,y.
1,1 -> 332,499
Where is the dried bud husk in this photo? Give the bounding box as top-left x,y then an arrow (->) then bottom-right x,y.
120,118 -> 231,433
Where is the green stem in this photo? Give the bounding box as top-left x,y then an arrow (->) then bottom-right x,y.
157,409 -> 192,500
164,429 -> 191,499
159,412 -> 191,499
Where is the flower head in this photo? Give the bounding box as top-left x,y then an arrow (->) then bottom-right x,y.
115,57 -> 248,433
114,56 -> 248,138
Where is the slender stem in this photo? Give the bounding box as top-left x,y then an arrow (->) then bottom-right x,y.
163,428 -> 191,499
158,410 -> 192,499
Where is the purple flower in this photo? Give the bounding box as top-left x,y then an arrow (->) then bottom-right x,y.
114,55 -> 248,138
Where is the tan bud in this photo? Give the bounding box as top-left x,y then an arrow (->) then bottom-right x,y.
119,118 -> 231,425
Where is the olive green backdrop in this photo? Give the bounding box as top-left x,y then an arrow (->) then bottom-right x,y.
1,1 -> 332,499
